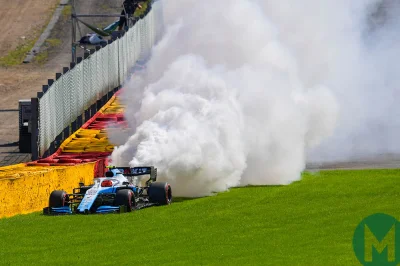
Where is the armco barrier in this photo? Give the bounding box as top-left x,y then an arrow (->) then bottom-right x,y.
0,91 -> 126,218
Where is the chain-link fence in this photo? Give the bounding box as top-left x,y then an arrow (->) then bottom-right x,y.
38,1 -> 162,157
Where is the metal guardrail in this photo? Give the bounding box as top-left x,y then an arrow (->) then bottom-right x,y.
31,1 -> 161,159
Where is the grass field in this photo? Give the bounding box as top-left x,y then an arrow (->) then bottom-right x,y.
0,169 -> 399,265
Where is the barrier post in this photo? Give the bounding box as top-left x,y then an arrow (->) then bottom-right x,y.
30,97 -> 39,161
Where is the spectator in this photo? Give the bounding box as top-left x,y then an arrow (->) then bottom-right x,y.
118,0 -> 143,31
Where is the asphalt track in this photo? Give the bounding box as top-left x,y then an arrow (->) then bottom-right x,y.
306,155 -> 400,170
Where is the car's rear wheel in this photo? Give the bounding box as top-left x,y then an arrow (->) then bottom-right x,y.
114,189 -> 135,212
49,190 -> 69,208
148,182 -> 172,205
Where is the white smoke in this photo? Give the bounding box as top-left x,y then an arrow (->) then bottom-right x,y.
110,0 -> 399,196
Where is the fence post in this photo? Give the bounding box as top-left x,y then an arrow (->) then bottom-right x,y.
30,97 -> 39,161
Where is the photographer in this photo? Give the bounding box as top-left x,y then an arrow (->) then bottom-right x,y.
118,0 -> 143,31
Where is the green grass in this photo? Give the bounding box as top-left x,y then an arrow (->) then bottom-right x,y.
34,51 -> 49,65
1,169 -> 399,265
135,1 -> 150,17
62,5 -> 72,20
45,38 -> 62,47
33,38 -> 62,64
0,39 -> 36,67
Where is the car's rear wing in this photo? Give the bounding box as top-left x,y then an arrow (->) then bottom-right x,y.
106,166 -> 157,182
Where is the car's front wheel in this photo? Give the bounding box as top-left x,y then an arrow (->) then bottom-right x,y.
49,190 -> 69,208
114,189 -> 135,212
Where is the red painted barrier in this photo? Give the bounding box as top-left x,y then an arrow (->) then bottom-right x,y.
25,94 -> 126,175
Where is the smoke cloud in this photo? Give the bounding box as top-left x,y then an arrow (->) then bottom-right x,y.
110,0 -> 400,196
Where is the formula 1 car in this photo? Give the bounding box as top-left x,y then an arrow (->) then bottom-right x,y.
43,166 -> 172,215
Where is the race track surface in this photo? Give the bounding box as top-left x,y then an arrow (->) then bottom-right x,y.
306,154 -> 400,170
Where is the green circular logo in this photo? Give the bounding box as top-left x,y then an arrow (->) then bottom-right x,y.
353,213 -> 400,266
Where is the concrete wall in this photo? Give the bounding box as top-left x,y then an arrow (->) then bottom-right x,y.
0,163 -> 96,218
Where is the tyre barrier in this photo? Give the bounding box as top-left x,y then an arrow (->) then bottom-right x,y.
0,94 -> 126,218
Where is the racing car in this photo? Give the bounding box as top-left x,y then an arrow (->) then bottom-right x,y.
43,166 -> 172,215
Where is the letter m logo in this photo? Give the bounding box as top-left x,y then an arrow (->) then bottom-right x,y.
364,224 -> 395,262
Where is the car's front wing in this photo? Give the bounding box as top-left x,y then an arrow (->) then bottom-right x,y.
42,205 -> 129,215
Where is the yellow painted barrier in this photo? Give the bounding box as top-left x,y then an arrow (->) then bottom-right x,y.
0,164 -> 30,180
59,95 -> 123,153
0,162 -> 96,218
0,93 -> 125,218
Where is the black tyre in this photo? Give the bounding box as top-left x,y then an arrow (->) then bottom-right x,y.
148,182 -> 172,205
114,189 -> 135,212
49,190 -> 69,208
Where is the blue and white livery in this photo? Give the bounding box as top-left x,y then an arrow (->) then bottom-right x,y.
43,166 -> 172,215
